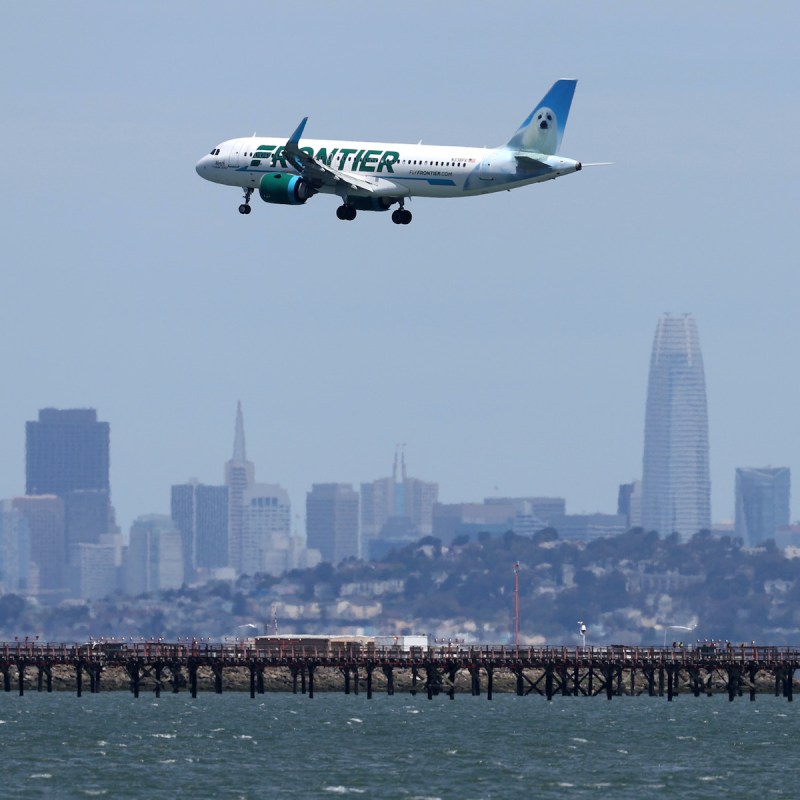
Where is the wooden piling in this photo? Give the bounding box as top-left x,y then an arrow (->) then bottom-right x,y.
382,665 -> 394,695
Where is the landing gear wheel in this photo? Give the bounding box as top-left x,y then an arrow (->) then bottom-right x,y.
337,204 -> 356,221
392,208 -> 412,225
239,204 -> 251,215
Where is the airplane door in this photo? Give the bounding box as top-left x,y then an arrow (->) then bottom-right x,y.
479,154 -> 494,181
227,139 -> 243,167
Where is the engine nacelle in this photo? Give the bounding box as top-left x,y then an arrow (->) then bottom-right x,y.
348,196 -> 396,212
259,173 -> 313,205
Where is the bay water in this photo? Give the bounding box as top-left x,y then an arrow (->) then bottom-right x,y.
0,692 -> 797,799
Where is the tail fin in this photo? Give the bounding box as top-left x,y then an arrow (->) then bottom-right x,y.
505,79 -> 577,155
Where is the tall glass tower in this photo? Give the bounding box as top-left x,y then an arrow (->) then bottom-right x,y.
641,314 -> 711,540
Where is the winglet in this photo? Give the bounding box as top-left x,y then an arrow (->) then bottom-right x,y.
288,117 -> 308,146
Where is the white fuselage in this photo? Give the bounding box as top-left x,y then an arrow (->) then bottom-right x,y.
195,136 -> 581,200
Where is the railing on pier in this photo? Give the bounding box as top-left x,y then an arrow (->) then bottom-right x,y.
2,640 -> 800,667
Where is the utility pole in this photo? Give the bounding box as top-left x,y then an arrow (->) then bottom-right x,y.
514,561 -> 520,654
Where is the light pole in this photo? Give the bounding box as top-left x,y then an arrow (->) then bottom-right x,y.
513,562 -> 520,653
578,621 -> 587,648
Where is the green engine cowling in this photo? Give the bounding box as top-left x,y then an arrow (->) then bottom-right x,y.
259,172 -> 313,205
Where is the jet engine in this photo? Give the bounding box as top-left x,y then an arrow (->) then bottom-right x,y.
258,173 -> 313,205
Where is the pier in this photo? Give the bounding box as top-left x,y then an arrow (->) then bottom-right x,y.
0,641 -> 797,702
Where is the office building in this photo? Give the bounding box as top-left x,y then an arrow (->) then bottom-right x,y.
433,501 -> 517,543
12,495 -> 65,597
432,497 -> 566,544
26,408 -> 109,496
641,314 -> 711,540
306,483 -> 359,564
554,513 -> 628,541
25,409 -> 115,594
735,467 -> 790,546
240,483 -> 292,576
618,481 -> 642,529
125,515 -> 184,595
171,481 -> 229,580
68,534 -> 123,600
360,448 -> 438,554
0,501 -> 31,593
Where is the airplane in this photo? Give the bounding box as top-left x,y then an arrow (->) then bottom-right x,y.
195,79 -> 585,225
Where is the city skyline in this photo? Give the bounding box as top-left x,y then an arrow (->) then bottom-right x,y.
5,387 -> 796,545
1,394 -> 796,602
1,4 -> 798,534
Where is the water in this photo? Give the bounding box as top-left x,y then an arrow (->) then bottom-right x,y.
0,692 -> 797,799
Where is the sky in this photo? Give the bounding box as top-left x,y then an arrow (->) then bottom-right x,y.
1,2 -> 798,533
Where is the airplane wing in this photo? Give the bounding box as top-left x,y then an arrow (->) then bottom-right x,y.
283,117 -> 379,194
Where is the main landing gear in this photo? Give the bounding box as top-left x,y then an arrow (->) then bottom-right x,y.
238,188 -> 253,215
335,198 -> 412,224
391,207 -> 412,225
336,204 -> 357,221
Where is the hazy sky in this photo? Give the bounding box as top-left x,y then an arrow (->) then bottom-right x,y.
2,2 -> 798,532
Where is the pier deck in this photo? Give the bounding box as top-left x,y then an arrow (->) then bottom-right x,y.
1,642 -> 797,702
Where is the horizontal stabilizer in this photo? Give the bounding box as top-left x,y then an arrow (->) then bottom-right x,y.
515,154 -> 549,169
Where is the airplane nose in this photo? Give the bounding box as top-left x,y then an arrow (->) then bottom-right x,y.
195,157 -> 206,177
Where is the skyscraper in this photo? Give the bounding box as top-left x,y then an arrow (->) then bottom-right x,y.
26,409 -> 109,496
225,402 -> 255,573
241,483 -> 292,576
641,314 -> 711,541
0,501 -> 31,593
26,408 -> 114,549
735,467 -> 790,546
306,483 -> 359,564
171,481 -> 229,579
125,515 -> 184,595
360,447 -> 438,556
12,495 -> 65,595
